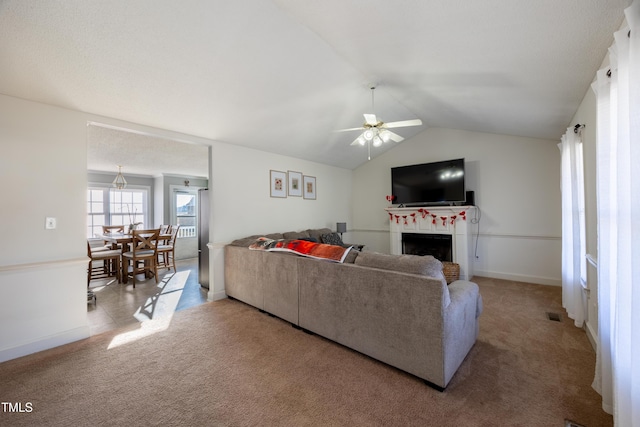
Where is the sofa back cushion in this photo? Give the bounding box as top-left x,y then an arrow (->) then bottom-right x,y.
229,235 -> 262,247
283,230 -> 311,240
354,252 -> 446,283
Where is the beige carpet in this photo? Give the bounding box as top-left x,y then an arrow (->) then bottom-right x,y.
0,277 -> 611,426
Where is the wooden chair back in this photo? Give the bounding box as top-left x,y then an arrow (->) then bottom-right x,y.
157,225 -> 181,272
131,228 -> 160,254
102,225 -> 125,234
167,225 -> 181,244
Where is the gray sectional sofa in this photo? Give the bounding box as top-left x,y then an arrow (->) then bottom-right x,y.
224,228 -> 483,390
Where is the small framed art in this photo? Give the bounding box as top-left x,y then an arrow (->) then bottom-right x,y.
288,171 -> 303,197
270,170 -> 287,198
303,175 -> 316,200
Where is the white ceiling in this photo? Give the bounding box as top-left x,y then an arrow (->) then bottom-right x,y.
87,124 -> 209,178
0,1 -> 630,170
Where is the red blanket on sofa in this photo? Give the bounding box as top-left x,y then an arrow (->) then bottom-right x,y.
249,237 -> 352,263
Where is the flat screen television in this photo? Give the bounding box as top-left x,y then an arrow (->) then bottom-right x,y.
391,158 -> 465,206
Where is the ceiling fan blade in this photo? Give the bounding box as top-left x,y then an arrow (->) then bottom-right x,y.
335,127 -> 365,133
350,134 -> 365,146
386,131 -> 404,143
364,114 -> 378,126
383,119 -> 423,129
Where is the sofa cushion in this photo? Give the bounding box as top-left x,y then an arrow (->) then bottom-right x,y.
283,230 -> 311,240
320,232 -> 344,246
354,252 -> 445,282
343,249 -> 359,264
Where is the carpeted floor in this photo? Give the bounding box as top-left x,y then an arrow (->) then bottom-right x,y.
0,277 -> 612,426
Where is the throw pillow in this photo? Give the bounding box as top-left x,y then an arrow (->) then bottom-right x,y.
306,228 -> 333,241
321,232 -> 344,247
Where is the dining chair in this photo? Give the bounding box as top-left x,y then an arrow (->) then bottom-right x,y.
102,225 -> 125,250
157,225 -> 180,272
122,228 -> 160,288
103,225 -> 125,233
87,241 -> 121,286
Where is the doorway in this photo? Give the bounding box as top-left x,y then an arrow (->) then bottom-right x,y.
86,123 -> 211,334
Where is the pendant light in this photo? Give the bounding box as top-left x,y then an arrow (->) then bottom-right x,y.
112,165 -> 127,190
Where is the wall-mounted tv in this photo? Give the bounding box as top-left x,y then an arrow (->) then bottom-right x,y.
391,158 -> 465,206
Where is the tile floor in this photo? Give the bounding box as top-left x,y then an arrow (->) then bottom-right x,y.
87,257 -> 208,335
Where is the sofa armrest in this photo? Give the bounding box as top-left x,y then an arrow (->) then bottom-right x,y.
442,280 -> 482,386
224,245 -> 264,309
449,280 -> 483,318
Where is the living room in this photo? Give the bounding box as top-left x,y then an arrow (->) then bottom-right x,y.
1,1 -> 638,425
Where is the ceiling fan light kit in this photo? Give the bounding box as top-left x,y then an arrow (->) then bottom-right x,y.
336,86 -> 422,160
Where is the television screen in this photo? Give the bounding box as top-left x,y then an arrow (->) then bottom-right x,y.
391,158 -> 465,205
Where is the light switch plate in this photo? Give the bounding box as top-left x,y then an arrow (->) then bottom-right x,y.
45,217 -> 56,229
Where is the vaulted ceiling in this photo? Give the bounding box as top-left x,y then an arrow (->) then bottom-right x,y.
0,1 -> 631,170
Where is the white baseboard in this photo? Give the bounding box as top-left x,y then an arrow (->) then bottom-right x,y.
208,290 -> 227,301
0,326 -> 90,363
472,269 -> 561,287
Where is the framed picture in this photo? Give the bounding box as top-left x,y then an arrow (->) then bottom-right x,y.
287,171 -> 303,197
270,170 -> 287,198
303,175 -> 316,200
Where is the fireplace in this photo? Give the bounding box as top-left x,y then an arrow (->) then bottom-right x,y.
385,206 -> 477,280
402,233 -> 452,262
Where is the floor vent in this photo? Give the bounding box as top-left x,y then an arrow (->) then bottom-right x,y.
547,312 -> 561,322
565,419 -> 586,427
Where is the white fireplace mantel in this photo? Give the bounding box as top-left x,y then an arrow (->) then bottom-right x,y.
385,206 -> 477,280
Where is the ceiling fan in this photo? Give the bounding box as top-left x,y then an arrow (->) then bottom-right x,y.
336,86 -> 422,159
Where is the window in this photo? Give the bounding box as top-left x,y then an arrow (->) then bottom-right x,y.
87,188 -> 106,239
87,186 -> 149,238
172,189 -> 198,238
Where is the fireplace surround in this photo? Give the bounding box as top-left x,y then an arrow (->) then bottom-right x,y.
402,233 -> 453,261
385,206 -> 476,280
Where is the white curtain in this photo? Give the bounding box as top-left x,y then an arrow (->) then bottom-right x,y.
591,1 -> 640,424
559,128 -> 585,327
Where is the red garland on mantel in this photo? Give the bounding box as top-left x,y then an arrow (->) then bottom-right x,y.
388,209 -> 468,226
417,208 -> 430,218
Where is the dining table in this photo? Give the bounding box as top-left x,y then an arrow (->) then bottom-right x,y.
99,231 -> 172,283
